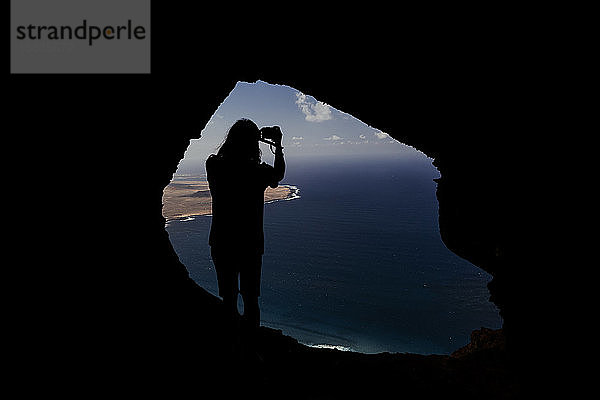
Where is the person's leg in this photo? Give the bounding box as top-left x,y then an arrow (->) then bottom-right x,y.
211,248 -> 239,326
243,296 -> 260,330
240,254 -> 262,331
222,284 -> 238,323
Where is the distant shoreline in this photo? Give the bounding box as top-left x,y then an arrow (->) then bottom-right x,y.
162,175 -> 300,222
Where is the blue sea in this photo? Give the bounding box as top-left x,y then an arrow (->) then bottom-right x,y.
165,153 -> 502,355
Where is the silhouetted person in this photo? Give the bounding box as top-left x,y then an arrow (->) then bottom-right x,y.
207,119 -> 285,333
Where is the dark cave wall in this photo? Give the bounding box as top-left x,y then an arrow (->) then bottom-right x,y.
175,27 -> 531,370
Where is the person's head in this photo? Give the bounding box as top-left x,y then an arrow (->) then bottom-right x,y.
217,118 -> 261,162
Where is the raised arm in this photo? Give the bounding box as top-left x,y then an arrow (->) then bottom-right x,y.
273,145 -> 285,183
262,126 -> 285,188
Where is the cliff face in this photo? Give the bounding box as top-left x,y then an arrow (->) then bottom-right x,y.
8,6 -> 537,398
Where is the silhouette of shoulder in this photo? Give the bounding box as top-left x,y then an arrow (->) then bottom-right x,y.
206,154 -> 223,181
206,153 -> 220,168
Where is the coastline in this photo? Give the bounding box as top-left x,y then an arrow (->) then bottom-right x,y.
262,319 -> 355,353
265,184 -> 301,204
162,175 -> 300,222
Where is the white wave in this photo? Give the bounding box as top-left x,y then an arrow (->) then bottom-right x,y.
306,344 -> 353,352
266,184 -> 301,204
282,185 -> 301,200
164,214 -> 211,227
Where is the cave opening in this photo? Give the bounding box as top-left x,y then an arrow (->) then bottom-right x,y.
162,80 -> 502,355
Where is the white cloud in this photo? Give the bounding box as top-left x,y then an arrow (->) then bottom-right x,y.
295,92 -> 333,122
323,135 -> 343,141
374,131 -> 389,139
292,136 -> 304,140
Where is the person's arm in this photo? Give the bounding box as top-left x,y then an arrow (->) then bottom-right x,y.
272,144 -> 285,184
263,127 -> 285,188
271,127 -> 285,184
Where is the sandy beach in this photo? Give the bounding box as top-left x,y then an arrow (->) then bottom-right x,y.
162,175 -> 296,221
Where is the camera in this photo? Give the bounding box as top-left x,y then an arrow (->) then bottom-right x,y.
259,126 -> 282,146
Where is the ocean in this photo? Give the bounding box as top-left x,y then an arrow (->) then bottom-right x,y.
165,152 -> 502,355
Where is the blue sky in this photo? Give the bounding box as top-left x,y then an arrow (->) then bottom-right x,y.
175,80 -> 426,174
